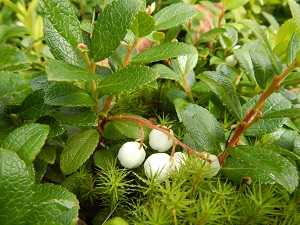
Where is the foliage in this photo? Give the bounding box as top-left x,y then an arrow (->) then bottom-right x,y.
1,0 -> 300,224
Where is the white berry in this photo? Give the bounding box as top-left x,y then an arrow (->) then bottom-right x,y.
149,127 -> 174,152
117,142 -> 146,169
198,152 -> 220,178
170,152 -> 187,171
144,153 -> 172,181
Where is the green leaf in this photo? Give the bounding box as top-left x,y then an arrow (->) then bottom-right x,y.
281,72 -> 300,86
103,119 -> 151,141
234,49 -> 256,85
131,11 -> 155,38
152,64 -> 183,84
0,25 -> 28,42
45,60 -> 103,82
226,0 -> 249,10
222,146 -> 299,192
93,149 -> 115,170
181,103 -> 226,155
98,65 -> 159,95
0,149 -> 35,225
131,42 -> 197,64
60,129 -> 99,175
36,116 -> 65,138
262,108 -> 300,118
287,33 -> 300,64
276,19 -> 297,46
0,71 -> 31,100
241,19 -> 280,75
176,53 -> 198,74
219,26 -> 238,49
2,124 -> 49,165
19,89 -> 51,120
45,82 -> 95,107
38,146 -> 56,164
198,71 -> 243,121
0,149 -> 79,225
53,107 -> 98,126
288,0 -> 300,38
90,0 -> 142,62
154,3 -> 198,30
243,93 -> 291,136
43,18 -> 86,68
0,43 -> 30,71
39,0 -> 82,46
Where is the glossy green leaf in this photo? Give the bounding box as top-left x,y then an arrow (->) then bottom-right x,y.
154,3 -> 198,30
45,82 -> 95,107
198,71 -> 243,121
43,18 -> 86,68
287,33 -> 300,64
39,0 -> 82,46
98,65 -> 159,95
38,146 -> 56,164
45,60 -> 103,82
0,71 -> 31,100
19,89 -> 51,120
53,107 -> 98,126
60,129 -> 99,175
226,0 -> 249,10
131,42 -> 197,64
288,0 -> 300,38
0,149 -> 35,225
90,0 -> 141,62
222,146 -> 299,192
131,11 -> 155,38
0,25 -> 28,42
103,119 -> 151,141
0,149 -> 79,225
176,53 -> 198,74
1,124 -> 49,165
276,19 -> 297,46
93,149 -> 115,170
181,103 -> 226,155
152,64 -> 183,84
243,93 -> 291,136
281,72 -> 300,86
262,128 -> 298,151
36,116 -> 65,138
262,108 -> 300,118
234,49 -> 256,85
219,26 -> 238,49
0,44 -> 30,71
241,19 -> 280,75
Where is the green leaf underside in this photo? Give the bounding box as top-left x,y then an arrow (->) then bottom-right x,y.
60,129 -> 99,175
199,71 -> 243,121
90,0 -> 142,62
222,146 -> 299,192
152,64 -> 183,84
131,11 -> 155,38
131,42 -> 197,64
181,103 -> 225,155
45,82 -> 95,107
176,53 -> 198,74
19,89 -> 51,120
243,93 -> 291,136
0,149 -> 79,225
43,18 -> 86,68
39,0 -> 82,46
98,65 -> 159,95
103,119 -> 151,140
0,44 -> 30,71
241,19 -> 280,75
53,107 -> 98,126
154,3 -> 198,30
45,60 -> 102,82
1,124 -> 49,165
287,33 -> 300,64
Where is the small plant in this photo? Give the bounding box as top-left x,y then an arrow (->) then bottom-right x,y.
1,0 -> 300,224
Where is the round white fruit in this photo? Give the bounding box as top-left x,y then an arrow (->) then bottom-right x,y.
117,142 -> 146,169
170,152 -> 187,171
149,127 -> 174,152
144,153 -> 172,181
199,152 -> 220,178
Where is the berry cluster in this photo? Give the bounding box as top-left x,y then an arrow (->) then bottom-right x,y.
117,126 -> 220,181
